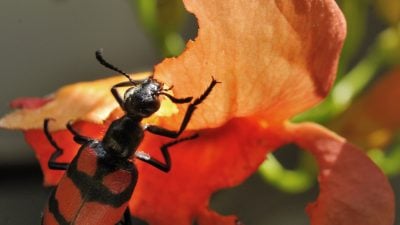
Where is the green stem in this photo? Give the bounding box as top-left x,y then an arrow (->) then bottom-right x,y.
330,44 -> 385,112
258,154 -> 315,193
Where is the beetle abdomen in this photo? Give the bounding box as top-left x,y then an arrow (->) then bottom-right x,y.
42,143 -> 138,225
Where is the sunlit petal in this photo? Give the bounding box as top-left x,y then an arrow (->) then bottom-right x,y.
155,0 -> 346,129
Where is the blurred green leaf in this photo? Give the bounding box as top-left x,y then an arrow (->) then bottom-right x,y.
337,0 -> 370,77
131,0 -> 188,57
373,0 -> 400,25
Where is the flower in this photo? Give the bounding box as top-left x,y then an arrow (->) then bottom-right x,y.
0,0 -> 394,225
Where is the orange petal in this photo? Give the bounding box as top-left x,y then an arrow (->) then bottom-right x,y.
0,76 -> 123,131
129,118 -> 284,225
0,74 -> 155,131
287,122 -> 395,225
331,68 -> 400,149
155,0 -> 346,128
0,72 -> 181,132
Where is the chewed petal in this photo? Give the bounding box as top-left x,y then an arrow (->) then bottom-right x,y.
196,209 -> 238,225
155,0 -> 346,129
287,122 -> 395,225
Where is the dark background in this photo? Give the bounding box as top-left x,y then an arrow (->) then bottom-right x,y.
0,1 -> 398,224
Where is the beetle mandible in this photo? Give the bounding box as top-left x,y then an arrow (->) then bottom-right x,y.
41,50 -> 219,225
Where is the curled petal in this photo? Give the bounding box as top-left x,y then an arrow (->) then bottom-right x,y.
155,0 -> 346,129
287,122 -> 395,225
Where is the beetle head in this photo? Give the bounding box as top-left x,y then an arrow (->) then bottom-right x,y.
124,78 -> 164,118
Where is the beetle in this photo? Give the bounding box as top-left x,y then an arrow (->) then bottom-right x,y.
41,49 -> 219,225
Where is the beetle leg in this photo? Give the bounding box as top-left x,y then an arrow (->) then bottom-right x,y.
66,120 -> 92,144
123,207 -> 132,225
146,77 -> 219,138
159,92 -> 193,104
44,119 -> 69,170
135,133 -> 199,172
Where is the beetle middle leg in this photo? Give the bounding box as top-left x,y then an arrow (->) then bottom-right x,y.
136,133 -> 199,172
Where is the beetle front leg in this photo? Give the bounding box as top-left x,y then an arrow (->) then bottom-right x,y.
159,92 -> 193,104
146,77 -> 219,138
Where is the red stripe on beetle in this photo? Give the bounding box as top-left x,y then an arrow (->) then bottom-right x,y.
73,202 -> 128,225
76,147 -> 98,177
102,169 -> 133,194
54,177 -> 83,222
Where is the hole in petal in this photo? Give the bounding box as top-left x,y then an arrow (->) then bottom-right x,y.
273,143 -> 303,170
131,216 -> 149,225
182,12 -> 198,44
259,143 -> 318,194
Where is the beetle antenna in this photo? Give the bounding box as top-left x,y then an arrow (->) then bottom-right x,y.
95,49 -> 135,83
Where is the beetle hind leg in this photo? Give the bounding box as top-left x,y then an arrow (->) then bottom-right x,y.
44,118 -> 69,170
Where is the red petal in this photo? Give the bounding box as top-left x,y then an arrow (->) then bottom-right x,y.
10,97 -> 52,109
0,1 -> 350,224
288,122 -> 395,225
129,118 -> 284,225
24,118 -> 285,223
155,0 -> 346,128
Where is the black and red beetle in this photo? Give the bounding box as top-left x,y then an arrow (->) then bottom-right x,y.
41,50 -> 219,225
